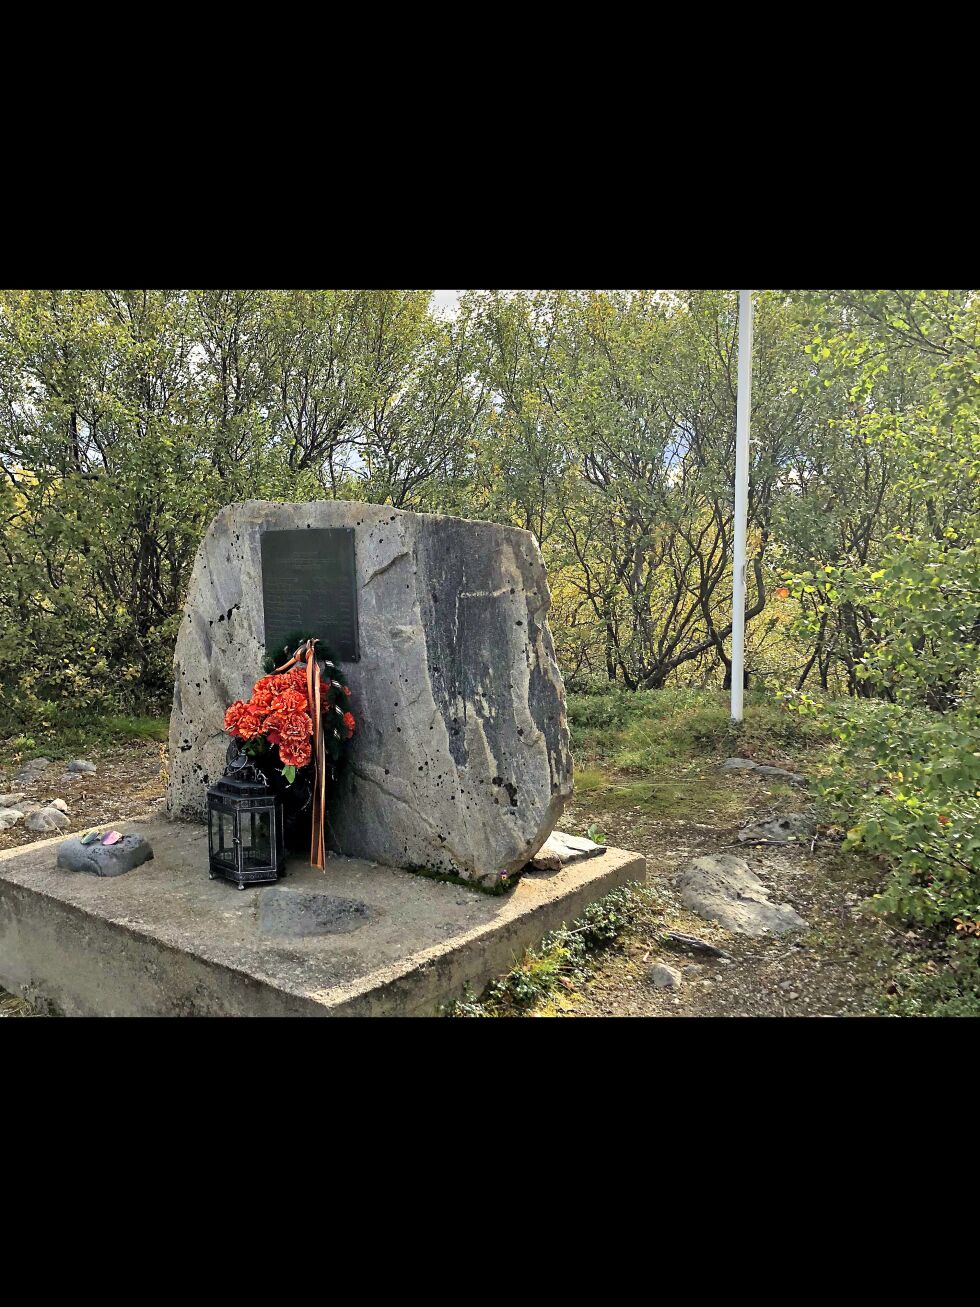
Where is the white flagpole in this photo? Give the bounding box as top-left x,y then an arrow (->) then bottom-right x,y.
731,289 -> 753,722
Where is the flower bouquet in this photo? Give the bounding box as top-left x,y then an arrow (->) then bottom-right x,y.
223,637 -> 355,866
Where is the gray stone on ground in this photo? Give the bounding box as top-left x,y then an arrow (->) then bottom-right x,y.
647,962 -> 683,988
676,853 -> 809,937
65,759 -> 97,774
530,830 -> 606,872
56,833 -> 154,877
26,806 -> 71,833
721,757 -> 804,784
167,500 -> 573,888
737,812 -> 817,845
47,798 -> 69,814
0,793 -> 26,808
755,765 -> 805,783
0,808 -> 25,831
14,758 -> 52,784
257,887 -> 372,938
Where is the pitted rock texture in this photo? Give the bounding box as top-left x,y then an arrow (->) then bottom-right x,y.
167,500 -> 573,886
57,833 -> 154,877
257,887 -> 372,938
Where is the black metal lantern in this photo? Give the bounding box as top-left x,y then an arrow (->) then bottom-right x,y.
206,762 -> 285,890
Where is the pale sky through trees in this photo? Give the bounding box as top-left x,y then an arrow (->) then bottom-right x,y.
431,289 -> 462,315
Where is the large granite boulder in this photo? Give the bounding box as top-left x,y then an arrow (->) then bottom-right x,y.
167,500 -> 573,886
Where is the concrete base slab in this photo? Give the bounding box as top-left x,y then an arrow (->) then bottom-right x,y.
0,818 -> 646,1016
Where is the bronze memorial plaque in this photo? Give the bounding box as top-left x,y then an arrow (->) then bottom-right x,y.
261,527 -> 360,662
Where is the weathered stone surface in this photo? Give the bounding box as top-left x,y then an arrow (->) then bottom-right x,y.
0,808 -> 25,831
56,833 -> 154,877
1,819 -> 644,1017
676,853 -> 809,937
721,757 -> 759,771
529,830 -> 606,872
14,759 -> 51,785
64,759 -> 97,774
26,806 -> 71,833
48,798 -> 69,814
737,812 -> 817,845
167,500 -> 573,886
0,793 -> 26,808
257,887 -> 372,938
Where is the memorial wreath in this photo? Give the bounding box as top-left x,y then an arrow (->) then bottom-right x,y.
223,633 -> 355,869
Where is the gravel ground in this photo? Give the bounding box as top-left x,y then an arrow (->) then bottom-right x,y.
0,743 -> 166,857
540,777 -> 902,1018
0,741 -> 167,1016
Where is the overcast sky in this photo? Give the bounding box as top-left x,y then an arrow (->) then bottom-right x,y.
431,290 -> 462,316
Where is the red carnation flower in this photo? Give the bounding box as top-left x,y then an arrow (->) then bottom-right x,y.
273,686 -> 308,716
235,705 -> 264,741
280,711 -> 313,744
260,712 -> 285,745
250,685 -> 275,713
279,738 -> 312,769
224,701 -> 247,735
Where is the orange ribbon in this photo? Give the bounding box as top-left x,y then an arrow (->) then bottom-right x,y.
274,639 -> 327,871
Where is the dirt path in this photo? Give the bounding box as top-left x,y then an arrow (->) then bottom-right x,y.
547,777 -> 901,1017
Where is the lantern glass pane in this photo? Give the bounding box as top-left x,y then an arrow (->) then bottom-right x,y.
211,808 -> 236,869
243,808 -> 272,869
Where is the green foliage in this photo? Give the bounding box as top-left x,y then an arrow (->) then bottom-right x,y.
886,936 -> 980,1017
0,711 -> 168,759
445,884 -> 654,1016
3,287 -> 976,726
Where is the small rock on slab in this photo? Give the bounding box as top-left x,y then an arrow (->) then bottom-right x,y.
257,887 -> 371,937
529,830 -> 606,872
26,806 -> 71,833
737,813 -> 817,845
676,853 -> 809,937
64,759 -> 97,774
57,833 -> 154,877
647,963 -> 683,989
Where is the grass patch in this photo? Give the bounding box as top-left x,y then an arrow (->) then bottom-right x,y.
566,686 -> 832,825
568,686 -> 833,772
444,882 -> 659,1016
1,712 -> 168,760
